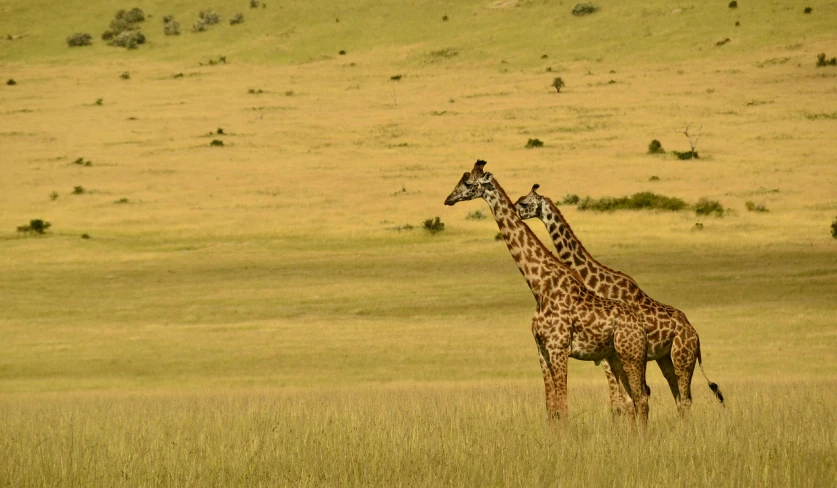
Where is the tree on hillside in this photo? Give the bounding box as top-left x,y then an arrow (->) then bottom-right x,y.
551,77 -> 565,93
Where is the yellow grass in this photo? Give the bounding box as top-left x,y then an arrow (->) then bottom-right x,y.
2,0 -> 837,485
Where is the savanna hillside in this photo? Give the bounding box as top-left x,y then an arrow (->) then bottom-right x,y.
1,0 -> 836,486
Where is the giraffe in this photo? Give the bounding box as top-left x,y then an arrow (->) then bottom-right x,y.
514,184 -> 724,415
444,160 -> 650,426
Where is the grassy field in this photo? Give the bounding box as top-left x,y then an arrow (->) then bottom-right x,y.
2,0 -> 836,485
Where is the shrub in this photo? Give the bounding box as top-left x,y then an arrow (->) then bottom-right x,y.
495,232 -> 503,241
804,7 -> 812,14
73,157 -> 92,166
816,53 -> 837,67
95,98 -> 103,105
73,186 -> 85,195
745,201 -> 768,213
551,77 -> 565,92
49,191 -> 59,201
832,217 -> 837,239
561,194 -> 580,205
339,50 -> 346,55
114,198 -> 130,204
572,3 -> 597,16
390,74 -> 402,81
694,198 -> 724,217
163,16 -> 181,35
210,139 -> 224,147
17,219 -> 51,234
120,71 -> 130,80
466,209 -> 487,220
442,14 -> 449,21
123,7 -> 145,23
648,139 -> 665,154
728,1 -> 737,8
693,222 -> 704,231
6,79 -> 16,85
577,192 -> 688,212
648,175 -> 660,181
109,30 -> 145,49
198,10 -> 221,26
250,0 -> 261,8
81,233 -> 91,239
525,138 -> 544,148
673,150 -> 698,160
217,127 -> 225,135
422,217 -> 445,234
67,33 -> 93,47
230,13 -> 245,25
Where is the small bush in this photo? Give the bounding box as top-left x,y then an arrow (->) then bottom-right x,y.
210,139 -> 224,147
673,150 -> 698,160
49,191 -> 59,201
95,98 -> 103,105
648,175 -> 660,182
423,217 -> 445,234
648,139 -> 665,154
466,209 -> 487,220
804,7 -> 812,14
17,219 -> 51,234
229,13 -> 245,25
216,128 -> 225,135
67,33 -> 93,47
694,198 -> 724,217
339,50 -> 347,55
163,16 -> 181,35
577,192 -> 688,212
572,3 -> 597,16
495,232 -> 503,241
525,138 -> 544,148
816,53 -> 837,67
73,157 -> 92,166
745,201 -> 768,213
442,14 -> 449,21
728,1 -> 737,8
831,217 -> 837,239
120,71 -> 130,80
390,74 -> 403,81
73,186 -> 85,195
716,38 -> 731,47
109,30 -> 145,49
693,222 -> 704,231
250,0 -> 261,7
81,233 -> 91,239
114,198 -> 130,204
248,88 -> 264,94
6,79 -> 16,85
123,7 -> 145,23
551,77 -> 565,92
562,194 -> 580,205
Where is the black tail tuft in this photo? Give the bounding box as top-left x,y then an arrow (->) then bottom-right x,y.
709,381 -> 724,405
645,384 -> 651,397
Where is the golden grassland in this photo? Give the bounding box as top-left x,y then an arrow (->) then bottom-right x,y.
1,0 -> 837,485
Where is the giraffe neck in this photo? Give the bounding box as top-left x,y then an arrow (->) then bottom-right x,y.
482,178 -> 566,296
539,198 -> 639,300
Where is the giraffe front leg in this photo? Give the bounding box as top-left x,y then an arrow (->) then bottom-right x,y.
600,360 -> 626,418
536,317 -> 572,423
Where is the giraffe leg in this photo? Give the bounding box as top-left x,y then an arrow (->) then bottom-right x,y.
656,355 -> 682,408
612,322 -> 649,429
534,332 -> 559,418
601,360 -> 626,418
604,357 -> 635,425
671,326 -> 699,416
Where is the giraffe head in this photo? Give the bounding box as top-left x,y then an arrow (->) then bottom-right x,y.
443,160 -> 494,206
514,184 -> 546,219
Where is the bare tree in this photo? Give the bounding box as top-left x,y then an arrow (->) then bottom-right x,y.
674,123 -> 702,159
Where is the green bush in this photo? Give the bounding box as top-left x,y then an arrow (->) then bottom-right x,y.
649,175 -> 660,181
728,1 -> 737,8
120,71 -> 130,80
551,77 -> 565,92
648,140 -> 665,154
831,217 -> 837,239
673,150 -> 698,160
230,13 -> 245,25
73,157 -> 92,166
73,186 -> 85,195
423,217 -> 445,234
109,30 -> 145,49
561,194 -> 580,205
577,192 -> 688,212
525,138 -> 544,148
694,198 -> 724,217
816,53 -> 837,67
745,201 -> 768,213
466,209 -> 486,220
804,7 -> 812,14
6,79 -> 16,85
163,16 -> 181,35
210,139 -> 224,147
67,33 -> 93,47
571,3 -> 597,16
49,191 -> 59,201
17,219 -> 51,234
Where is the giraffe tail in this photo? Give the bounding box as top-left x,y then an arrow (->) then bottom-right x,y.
696,337 -> 724,406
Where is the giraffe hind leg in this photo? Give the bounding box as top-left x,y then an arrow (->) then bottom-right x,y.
671,328 -> 699,416
656,354 -> 682,408
600,360 -> 626,418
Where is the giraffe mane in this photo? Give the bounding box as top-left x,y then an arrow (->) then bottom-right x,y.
541,195 -> 639,286
489,176 -> 586,284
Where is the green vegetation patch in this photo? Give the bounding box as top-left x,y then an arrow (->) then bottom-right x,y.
577,192 -> 688,212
